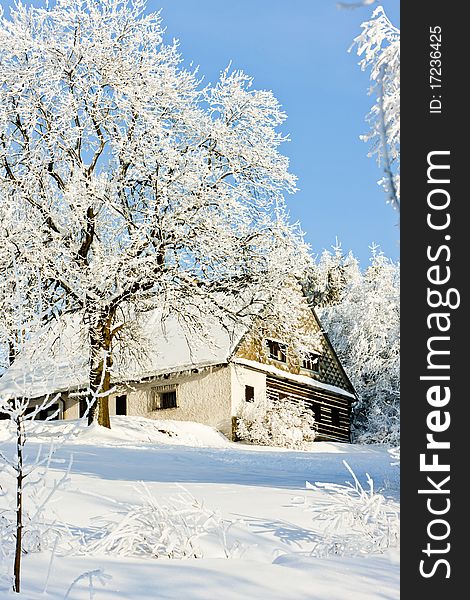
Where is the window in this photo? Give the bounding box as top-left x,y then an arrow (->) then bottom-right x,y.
37,404 -> 60,421
265,339 -> 287,363
302,352 -> 321,373
116,394 -> 127,416
312,403 -> 322,423
160,391 -> 177,409
152,386 -> 178,410
331,407 -> 341,428
245,385 -> 255,402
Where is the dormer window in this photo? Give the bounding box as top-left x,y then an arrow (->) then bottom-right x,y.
266,339 -> 287,363
302,352 -> 321,373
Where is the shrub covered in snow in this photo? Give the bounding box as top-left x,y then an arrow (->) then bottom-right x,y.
82,484 -> 240,560
305,460 -> 399,557
236,395 -> 316,449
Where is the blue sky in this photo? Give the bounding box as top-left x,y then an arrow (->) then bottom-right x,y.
147,0 -> 400,266
0,0 -> 400,266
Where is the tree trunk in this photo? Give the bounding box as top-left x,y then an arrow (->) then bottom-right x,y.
87,313 -> 114,429
13,416 -> 24,594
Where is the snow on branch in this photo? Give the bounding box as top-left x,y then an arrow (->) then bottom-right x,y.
351,6 -> 400,211
80,483 -> 242,560
303,460 -> 399,557
0,0 -> 312,427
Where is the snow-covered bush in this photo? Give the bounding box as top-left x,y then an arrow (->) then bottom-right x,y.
0,506 -> 64,557
236,396 -> 316,449
63,570 -> 112,600
83,483 -> 240,560
305,460 -> 399,557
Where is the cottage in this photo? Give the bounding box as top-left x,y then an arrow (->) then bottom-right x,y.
0,287 -> 357,442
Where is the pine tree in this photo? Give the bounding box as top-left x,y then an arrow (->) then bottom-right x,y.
308,244 -> 399,445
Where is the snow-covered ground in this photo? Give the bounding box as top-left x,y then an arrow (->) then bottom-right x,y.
0,417 -> 399,599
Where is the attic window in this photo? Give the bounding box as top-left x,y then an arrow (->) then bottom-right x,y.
152,385 -> 178,410
302,352 -> 321,373
266,339 -> 287,363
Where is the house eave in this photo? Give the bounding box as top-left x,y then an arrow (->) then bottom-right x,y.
117,361 -> 229,387
231,357 -> 357,402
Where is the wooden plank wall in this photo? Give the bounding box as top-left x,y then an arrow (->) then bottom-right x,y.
266,376 -> 351,442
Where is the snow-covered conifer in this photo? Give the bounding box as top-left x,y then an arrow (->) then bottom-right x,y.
303,243 -> 361,309
317,246 -> 399,444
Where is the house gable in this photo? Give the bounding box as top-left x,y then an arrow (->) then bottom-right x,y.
232,284 -> 355,398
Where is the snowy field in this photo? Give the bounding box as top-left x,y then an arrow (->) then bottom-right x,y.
0,417 -> 399,599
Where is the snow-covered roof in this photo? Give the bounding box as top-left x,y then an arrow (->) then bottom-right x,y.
0,301 -> 354,401
0,317 -> 89,400
0,310 -> 247,399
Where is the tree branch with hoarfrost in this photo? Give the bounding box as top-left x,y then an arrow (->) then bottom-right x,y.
0,269 -> 97,594
350,6 -> 400,211
0,0 -> 311,428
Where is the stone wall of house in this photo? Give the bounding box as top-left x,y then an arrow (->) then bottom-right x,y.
112,365 -> 233,438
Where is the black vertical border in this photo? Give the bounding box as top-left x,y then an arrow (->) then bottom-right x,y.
401,2 -> 466,598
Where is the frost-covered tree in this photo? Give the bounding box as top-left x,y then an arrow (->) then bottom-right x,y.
310,245 -> 399,445
303,243 -> 361,309
0,205 -> 47,373
0,0 -> 310,427
0,266 -> 94,593
351,6 -> 400,211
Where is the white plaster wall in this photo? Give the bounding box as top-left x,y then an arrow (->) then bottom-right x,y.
118,366 -> 233,437
63,395 -> 79,420
106,391 -> 142,417
107,395 -> 117,416
59,366 -> 245,439
123,387 -> 149,416
230,363 -> 266,416
61,391 -> 130,420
